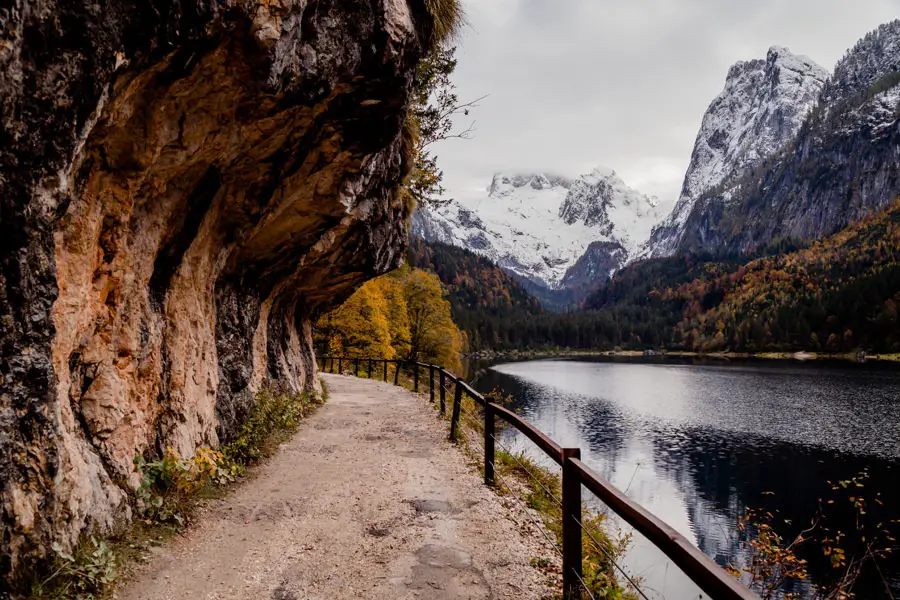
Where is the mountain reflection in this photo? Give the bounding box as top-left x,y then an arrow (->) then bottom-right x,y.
472,357 -> 900,599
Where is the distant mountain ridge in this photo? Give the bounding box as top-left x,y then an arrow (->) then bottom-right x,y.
651,19 -> 900,257
414,18 -> 900,310
646,45 -> 829,256
413,168 -> 668,292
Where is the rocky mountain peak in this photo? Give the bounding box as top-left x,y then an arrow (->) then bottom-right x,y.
488,171 -> 575,196
670,19 -> 900,256
645,45 -> 828,257
559,168 -> 659,231
413,167 -> 666,291
823,19 -> 900,105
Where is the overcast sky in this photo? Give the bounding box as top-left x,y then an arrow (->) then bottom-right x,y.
433,0 -> 899,205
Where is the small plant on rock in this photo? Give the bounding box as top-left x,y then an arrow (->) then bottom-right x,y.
33,536 -> 116,599
134,446 -> 231,526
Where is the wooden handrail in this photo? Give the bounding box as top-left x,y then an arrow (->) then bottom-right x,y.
316,355 -> 760,600
489,403 -> 564,464
571,458 -> 759,600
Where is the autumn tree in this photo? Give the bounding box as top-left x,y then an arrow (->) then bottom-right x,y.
401,268 -> 463,369
314,267 -> 464,370
315,284 -> 393,359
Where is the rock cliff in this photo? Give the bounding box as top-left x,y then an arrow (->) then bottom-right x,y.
646,46 -> 829,256
677,20 -> 900,254
0,0 -> 437,587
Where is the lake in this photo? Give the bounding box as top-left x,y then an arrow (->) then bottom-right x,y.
467,357 -> 900,599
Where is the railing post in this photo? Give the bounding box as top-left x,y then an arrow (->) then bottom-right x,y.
439,369 -> 446,414
338,357 -> 343,374
562,447 -> 583,600
449,382 -> 462,441
484,403 -> 495,486
413,363 -> 419,393
354,358 -> 359,377
394,360 -> 400,385
383,360 -> 387,381
429,366 -> 435,403
368,358 -> 373,378
329,357 -> 335,373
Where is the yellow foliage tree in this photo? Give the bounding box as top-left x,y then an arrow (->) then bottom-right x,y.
368,274 -> 412,359
401,268 -> 463,370
315,267 -> 464,370
316,283 -> 394,359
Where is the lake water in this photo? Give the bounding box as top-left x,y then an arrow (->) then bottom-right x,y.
468,357 -> 900,599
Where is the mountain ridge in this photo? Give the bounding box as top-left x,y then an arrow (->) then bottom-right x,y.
675,19 -> 900,255
646,45 -> 829,256
413,167 -> 667,293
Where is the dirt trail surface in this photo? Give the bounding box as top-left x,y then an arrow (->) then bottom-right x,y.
115,375 -> 556,600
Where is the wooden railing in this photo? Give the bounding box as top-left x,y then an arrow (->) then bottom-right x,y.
318,356 -> 759,600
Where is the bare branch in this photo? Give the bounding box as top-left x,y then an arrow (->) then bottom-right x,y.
423,121 -> 477,148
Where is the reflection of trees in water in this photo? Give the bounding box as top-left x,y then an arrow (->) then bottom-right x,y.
474,368 -> 629,477
648,427 -> 900,598
474,363 -> 900,599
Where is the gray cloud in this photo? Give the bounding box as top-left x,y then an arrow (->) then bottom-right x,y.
433,0 -> 899,204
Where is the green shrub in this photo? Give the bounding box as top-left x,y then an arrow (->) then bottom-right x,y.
221,387 -> 319,467
134,446 -> 230,526
32,536 -> 116,599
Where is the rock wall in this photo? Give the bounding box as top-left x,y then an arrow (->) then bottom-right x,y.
0,0 -> 436,587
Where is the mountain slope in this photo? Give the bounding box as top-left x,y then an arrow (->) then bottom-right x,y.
676,20 -> 900,255
406,237 -> 543,349
413,168 -> 667,291
647,46 -> 829,256
444,204 -> 900,353
667,201 -> 900,353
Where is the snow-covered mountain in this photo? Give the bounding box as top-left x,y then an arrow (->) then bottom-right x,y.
413,168 -> 667,290
669,19 -> 900,255
821,20 -> 900,106
646,46 -> 829,256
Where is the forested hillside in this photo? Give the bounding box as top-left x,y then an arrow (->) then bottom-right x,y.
665,201 -> 900,353
407,237 -> 543,349
407,203 -> 900,355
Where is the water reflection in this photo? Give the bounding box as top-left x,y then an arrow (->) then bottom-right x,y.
471,358 -> 900,599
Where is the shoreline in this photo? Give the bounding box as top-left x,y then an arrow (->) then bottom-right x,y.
465,348 -> 900,364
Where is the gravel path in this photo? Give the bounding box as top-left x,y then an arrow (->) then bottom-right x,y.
115,374 -> 558,600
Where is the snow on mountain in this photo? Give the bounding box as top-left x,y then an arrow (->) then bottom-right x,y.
671,20 -> 900,255
822,19 -> 900,106
412,168 -> 667,289
646,46 -> 829,257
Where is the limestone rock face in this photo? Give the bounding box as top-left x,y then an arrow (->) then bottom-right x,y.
0,0 -> 434,586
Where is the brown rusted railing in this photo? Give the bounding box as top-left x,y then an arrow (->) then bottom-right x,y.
318,355 -> 759,600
